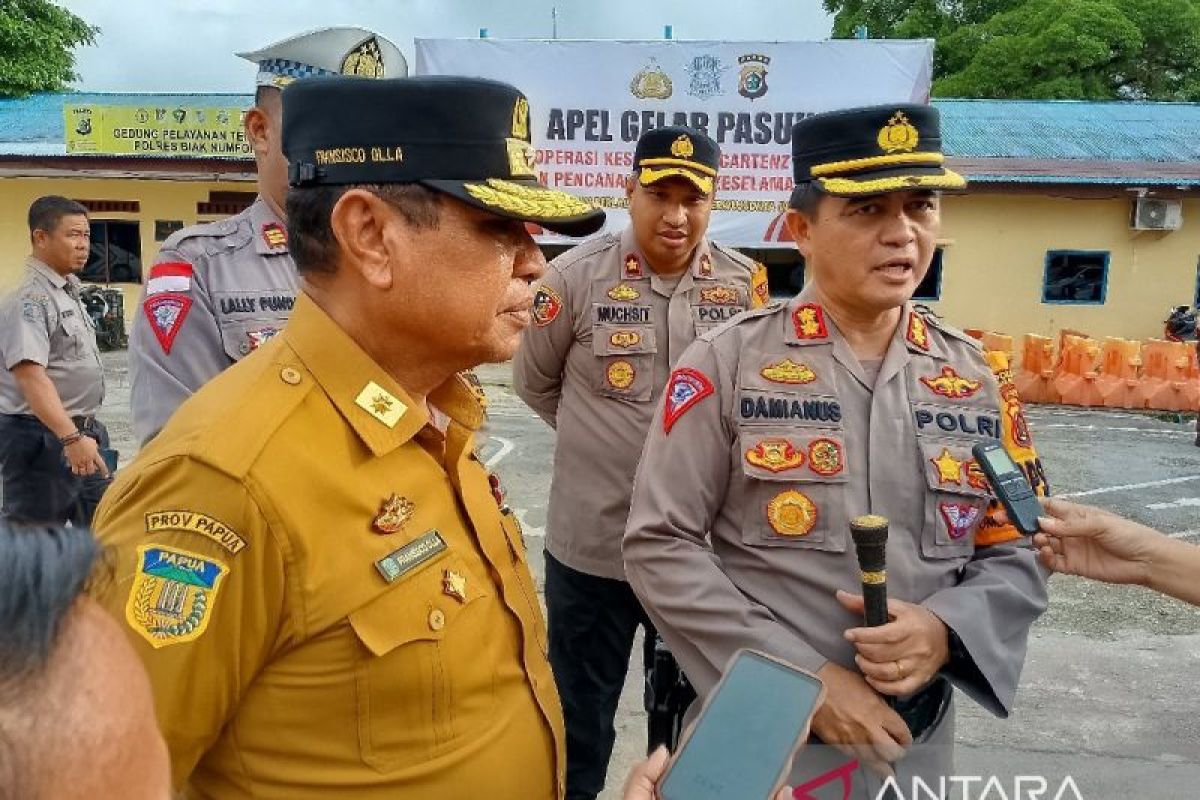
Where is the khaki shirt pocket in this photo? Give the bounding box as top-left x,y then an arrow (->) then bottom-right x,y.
917,439 -> 991,559
57,312 -> 90,361
738,427 -> 849,552
347,553 -> 493,773
592,324 -> 657,402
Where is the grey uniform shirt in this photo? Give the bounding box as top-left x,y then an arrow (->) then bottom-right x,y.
514,226 -> 766,580
130,197 -> 297,445
623,288 -> 1048,775
0,257 -> 104,416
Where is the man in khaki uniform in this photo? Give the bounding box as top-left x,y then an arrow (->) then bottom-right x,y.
92,76 -> 605,798
624,106 -> 1048,798
514,126 -> 768,800
0,196 -> 111,525
129,27 -> 404,445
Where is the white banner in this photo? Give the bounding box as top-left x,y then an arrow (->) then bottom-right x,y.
415,38 -> 933,247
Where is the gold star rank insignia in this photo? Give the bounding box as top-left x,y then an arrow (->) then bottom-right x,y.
443,569 -> 468,603
354,381 -> 407,428
930,447 -> 964,485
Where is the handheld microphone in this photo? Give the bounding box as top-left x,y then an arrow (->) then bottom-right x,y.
850,514 -> 890,628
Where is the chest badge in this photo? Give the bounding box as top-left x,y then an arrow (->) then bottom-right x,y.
443,569 -> 468,603
745,439 -> 805,473
920,366 -> 980,399
906,311 -> 931,352
939,502 -> 982,539
606,360 -> 636,389
609,330 -> 642,349
698,253 -> 713,278
372,493 -> 415,534
792,303 -> 829,340
766,489 -> 818,537
608,283 -> 641,302
699,285 -> 739,305
808,438 -> 845,477
624,254 -> 644,279
930,447 -> 964,485
760,358 -> 816,385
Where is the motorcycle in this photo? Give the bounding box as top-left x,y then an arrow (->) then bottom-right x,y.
1164,305 -> 1198,342
79,285 -> 129,351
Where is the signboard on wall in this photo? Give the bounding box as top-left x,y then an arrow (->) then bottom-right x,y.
415,38 -> 933,247
64,105 -> 251,158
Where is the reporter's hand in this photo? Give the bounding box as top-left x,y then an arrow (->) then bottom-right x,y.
622,746 -> 793,800
811,661 -> 911,779
63,435 -> 107,478
838,591 -> 949,698
1032,498 -> 1158,586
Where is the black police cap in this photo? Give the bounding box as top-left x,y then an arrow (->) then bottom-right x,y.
791,104 -> 966,198
633,126 -> 720,195
282,75 -> 605,237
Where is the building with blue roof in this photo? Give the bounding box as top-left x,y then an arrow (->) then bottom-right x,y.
0,91 -> 1197,339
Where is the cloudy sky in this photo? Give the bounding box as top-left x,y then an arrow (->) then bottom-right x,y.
61,0 -> 833,92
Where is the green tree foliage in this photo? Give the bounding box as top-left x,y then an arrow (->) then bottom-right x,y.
0,0 -> 97,97
824,0 -> 1200,100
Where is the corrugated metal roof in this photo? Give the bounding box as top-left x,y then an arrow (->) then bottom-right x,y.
1,93 -> 1199,183
934,99 -> 1200,163
0,92 -> 252,144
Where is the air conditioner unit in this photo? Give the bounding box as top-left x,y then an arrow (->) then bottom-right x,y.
1131,197 -> 1183,231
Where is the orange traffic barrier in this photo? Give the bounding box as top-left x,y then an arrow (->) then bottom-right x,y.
1095,338 -> 1143,409
980,332 -> 1014,357
1134,340 -> 1194,411
1015,334 -> 1058,404
1053,335 -> 1103,407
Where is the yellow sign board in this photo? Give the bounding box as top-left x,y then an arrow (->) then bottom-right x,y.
64,105 -> 251,158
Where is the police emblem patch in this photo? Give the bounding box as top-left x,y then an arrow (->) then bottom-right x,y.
906,311 -> 930,351
920,366 -> 981,400
341,36 -> 385,78
685,54 -> 728,100
610,330 -> 643,349
373,493 -> 415,534
532,285 -> 563,326
699,286 -> 739,305
606,360 -> 636,390
630,59 -> 673,99
877,111 -> 919,154
808,438 -> 845,477
746,439 -> 805,473
143,293 -> 193,355
624,254 -> 644,279
663,367 -> 715,434
671,135 -> 695,160
939,502 -> 982,540
792,303 -> 829,340
760,358 -> 817,385
766,489 -> 818,537
607,283 -> 641,302
20,299 -> 43,324
261,222 -> 287,250
126,545 -> 228,649
737,53 -> 770,100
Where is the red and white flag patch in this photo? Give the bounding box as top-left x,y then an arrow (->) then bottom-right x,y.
143,293 -> 193,355
663,367 -> 714,434
146,261 -> 193,297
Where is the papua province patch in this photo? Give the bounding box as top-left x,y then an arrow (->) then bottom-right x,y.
126,545 -> 228,649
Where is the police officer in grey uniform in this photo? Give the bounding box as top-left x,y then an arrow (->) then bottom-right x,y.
514,126 -> 768,800
129,27 -> 405,445
623,106 -> 1049,798
0,196 -> 111,525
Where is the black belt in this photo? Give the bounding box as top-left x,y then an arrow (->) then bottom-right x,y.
894,676 -> 951,741
5,413 -> 99,431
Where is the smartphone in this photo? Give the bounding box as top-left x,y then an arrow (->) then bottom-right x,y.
657,649 -> 825,800
100,448 -> 119,474
971,441 -> 1041,535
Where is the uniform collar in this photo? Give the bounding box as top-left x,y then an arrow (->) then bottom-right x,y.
283,294 -> 484,458
26,256 -> 72,291
618,226 -> 714,296
250,197 -> 290,256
